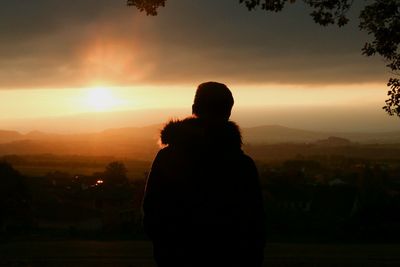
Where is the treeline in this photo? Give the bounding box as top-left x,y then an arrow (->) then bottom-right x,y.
0,154 -> 151,180
245,143 -> 400,162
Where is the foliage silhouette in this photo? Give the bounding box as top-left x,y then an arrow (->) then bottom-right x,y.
0,161 -> 31,234
127,0 -> 400,117
103,161 -> 128,186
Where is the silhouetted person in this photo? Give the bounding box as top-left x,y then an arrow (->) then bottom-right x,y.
143,82 -> 265,267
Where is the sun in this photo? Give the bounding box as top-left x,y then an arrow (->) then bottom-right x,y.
85,87 -> 120,112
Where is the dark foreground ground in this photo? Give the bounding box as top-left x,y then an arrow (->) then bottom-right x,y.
1,241 -> 400,267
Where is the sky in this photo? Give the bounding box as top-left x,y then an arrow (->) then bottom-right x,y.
0,0 -> 399,132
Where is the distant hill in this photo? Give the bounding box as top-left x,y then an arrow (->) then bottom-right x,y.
0,124 -> 400,160
0,125 -> 162,160
242,125 -> 400,144
0,130 -> 23,143
243,125 -> 327,143
315,136 -> 352,146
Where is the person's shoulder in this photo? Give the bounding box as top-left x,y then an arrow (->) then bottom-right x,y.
237,151 -> 254,162
155,146 -> 173,159
237,152 -> 257,169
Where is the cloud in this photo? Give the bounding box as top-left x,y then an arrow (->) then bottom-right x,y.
0,0 -> 388,89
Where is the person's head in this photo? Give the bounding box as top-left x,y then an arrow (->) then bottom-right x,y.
192,82 -> 234,122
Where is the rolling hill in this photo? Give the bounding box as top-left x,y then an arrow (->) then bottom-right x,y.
0,124 -> 399,160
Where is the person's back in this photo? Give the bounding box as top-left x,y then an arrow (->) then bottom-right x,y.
143,82 -> 265,267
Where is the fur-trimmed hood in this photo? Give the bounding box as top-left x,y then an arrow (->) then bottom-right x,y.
160,117 -> 242,150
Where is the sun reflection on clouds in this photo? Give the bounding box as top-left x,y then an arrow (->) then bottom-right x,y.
84,39 -> 133,75
80,37 -> 155,86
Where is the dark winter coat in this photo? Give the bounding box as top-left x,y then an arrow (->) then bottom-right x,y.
143,117 -> 265,267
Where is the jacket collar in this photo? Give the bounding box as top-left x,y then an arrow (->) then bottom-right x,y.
160,117 -> 242,150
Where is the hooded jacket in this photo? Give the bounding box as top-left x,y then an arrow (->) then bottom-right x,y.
143,117 -> 265,266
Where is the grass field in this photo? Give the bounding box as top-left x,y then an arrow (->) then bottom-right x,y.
1,241 -> 400,267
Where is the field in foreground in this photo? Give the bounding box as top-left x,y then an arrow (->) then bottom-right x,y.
1,241 -> 399,267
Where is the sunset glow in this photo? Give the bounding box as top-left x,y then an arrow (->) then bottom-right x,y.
84,87 -> 122,112
0,1 -> 399,134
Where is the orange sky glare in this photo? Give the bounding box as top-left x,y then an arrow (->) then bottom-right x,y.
0,1 -> 399,133
0,83 -> 389,119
